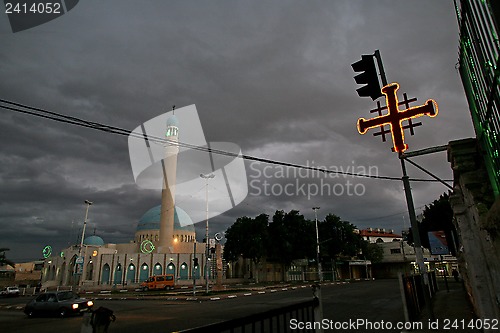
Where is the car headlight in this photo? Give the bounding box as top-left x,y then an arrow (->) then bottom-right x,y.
87,301 -> 93,307
72,304 -> 79,310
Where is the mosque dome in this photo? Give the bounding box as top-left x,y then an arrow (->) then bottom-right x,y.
83,235 -> 105,246
136,205 -> 195,233
167,115 -> 179,128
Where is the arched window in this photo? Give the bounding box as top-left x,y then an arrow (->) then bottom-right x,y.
166,262 -> 175,276
51,265 -> 56,280
153,263 -> 162,275
101,264 -> 110,285
139,263 -> 149,282
179,262 -> 188,280
126,263 -> 136,283
86,261 -> 94,280
376,238 -> 384,243
59,262 -> 66,285
114,264 -> 123,285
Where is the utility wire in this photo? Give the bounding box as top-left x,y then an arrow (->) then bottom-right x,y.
0,98 -> 453,183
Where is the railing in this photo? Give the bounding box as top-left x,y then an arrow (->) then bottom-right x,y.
399,270 -> 438,322
178,298 -> 320,333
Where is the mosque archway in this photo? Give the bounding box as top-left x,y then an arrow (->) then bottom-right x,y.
153,262 -> 162,275
193,265 -> 200,279
114,264 -> 123,285
46,266 -> 50,280
51,265 -> 56,280
126,263 -> 136,283
179,262 -> 188,280
68,255 -> 77,286
166,262 -> 175,276
59,262 -> 66,285
139,263 -> 149,282
101,264 -> 110,285
86,261 -> 94,281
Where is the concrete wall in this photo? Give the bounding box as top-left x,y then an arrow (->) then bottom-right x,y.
448,138 -> 500,321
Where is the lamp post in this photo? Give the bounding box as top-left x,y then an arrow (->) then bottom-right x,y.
313,207 -> 322,282
200,173 -> 215,293
79,200 -> 93,251
76,200 -> 92,287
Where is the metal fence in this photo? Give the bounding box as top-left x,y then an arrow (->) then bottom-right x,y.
179,296 -> 320,333
400,271 -> 437,322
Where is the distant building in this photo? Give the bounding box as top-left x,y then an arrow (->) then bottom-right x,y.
14,261 -> 43,287
360,228 -> 402,243
371,241 -> 440,279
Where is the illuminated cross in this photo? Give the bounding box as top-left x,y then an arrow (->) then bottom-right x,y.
357,83 -> 438,153
370,93 -> 423,142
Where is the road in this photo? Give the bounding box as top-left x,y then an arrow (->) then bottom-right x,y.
0,279 -> 406,332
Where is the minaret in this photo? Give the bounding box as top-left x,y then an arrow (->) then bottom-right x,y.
158,109 -> 179,253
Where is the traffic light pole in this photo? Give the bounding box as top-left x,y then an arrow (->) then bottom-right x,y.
375,50 -> 435,320
399,154 -> 435,320
374,50 -> 388,86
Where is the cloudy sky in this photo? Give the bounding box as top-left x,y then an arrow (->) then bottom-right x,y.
0,1 -> 475,262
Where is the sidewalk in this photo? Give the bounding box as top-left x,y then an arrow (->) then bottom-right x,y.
413,278 -> 481,332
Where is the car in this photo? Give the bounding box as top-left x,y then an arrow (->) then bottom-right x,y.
0,286 -> 20,297
24,291 -> 94,318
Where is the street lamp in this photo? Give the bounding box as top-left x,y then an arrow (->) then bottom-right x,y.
77,200 -> 92,286
200,173 -> 215,293
313,207 -> 322,282
79,200 -> 93,250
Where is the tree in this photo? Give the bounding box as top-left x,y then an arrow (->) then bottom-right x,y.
267,210 -> 315,265
319,214 -> 363,259
223,214 -> 268,264
407,192 -> 457,255
224,210 -> 366,281
361,241 -> 384,263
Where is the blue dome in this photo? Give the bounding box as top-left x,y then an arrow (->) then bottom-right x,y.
167,115 -> 179,127
83,235 -> 105,246
136,205 -> 195,232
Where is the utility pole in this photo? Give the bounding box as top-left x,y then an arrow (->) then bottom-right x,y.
354,50 -> 435,320
313,207 -> 322,282
76,200 -> 92,288
200,173 -> 215,294
193,242 -> 196,296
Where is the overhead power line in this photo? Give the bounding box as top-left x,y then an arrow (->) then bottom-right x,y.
0,98 -> 452,183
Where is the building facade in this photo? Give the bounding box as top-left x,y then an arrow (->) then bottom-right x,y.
452,0 -> 500,320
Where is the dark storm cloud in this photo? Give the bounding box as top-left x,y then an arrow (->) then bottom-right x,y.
0,1 -> 474,261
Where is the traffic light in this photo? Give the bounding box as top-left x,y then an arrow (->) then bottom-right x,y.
193,257 -> 199,268
352,55 -> 382,100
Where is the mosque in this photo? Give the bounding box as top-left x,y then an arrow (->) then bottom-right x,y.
41,112 -> 215,289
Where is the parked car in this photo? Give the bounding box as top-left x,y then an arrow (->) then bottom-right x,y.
0,286 -> 20,297
24,291 -> 93,318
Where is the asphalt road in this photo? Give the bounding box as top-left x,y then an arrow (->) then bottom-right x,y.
0,279 -> 406,333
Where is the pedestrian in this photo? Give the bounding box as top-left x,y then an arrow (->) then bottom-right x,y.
452,268 -> 459,282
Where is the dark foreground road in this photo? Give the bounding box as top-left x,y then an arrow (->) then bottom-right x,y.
0,279 -> 406,333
